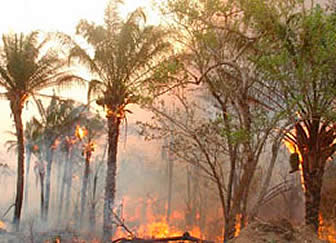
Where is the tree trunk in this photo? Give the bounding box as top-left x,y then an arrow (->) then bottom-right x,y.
295,121 -> 328,232
24,149 -> 32,211
166,150 -> 173,223
39,171 -> 45,219
58,150 -> 69,221
65,151 -> 74,217
103,116 -> 121,242
80,149 -> 91,227
89,171 -> 98,232
43,148 -> 54,221
303,168 -> 324,232
250,138 -> 281,218
11,102 -> 25,231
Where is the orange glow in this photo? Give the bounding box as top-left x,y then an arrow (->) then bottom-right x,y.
137,220 -> 183,238
75,125 -> 88,140
283,137 -> 305,192
189,226 -> 202,238
104,105 -> 125,119
0,220 -> 5,230
51,138 -> 60,149
318,213 -> 336,242
234,214 -> 242,237
84,141 -> 97,154
113,195 -> 207,241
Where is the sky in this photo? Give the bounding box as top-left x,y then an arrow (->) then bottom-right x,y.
0,0 -> 163,163
0,0 -> 161,35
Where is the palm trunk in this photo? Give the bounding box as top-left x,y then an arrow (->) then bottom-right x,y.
166,151 -> 173,223
296,121 -> 328,232
58,150 -> 69,221
24,149 -> 32,211
39,171 -> 45,219
80,148 -> 91,227
303,167 -> 324,232
65,151 -> 74,217
89,171 -> 98,231
43,148 -> 54,221
103,116 -> 121,242
11,102 -> 25,231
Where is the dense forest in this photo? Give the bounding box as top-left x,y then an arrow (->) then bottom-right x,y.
0,0 -> 336,242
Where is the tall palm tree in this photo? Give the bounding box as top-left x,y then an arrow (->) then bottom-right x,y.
0,31 -> 80,229
23,118 -> 43,212
70,2 -> 172,240
79,113 -> 105,227
35,96 -> 87,221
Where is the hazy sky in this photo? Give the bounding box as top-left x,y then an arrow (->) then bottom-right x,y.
0,0 -> 161,163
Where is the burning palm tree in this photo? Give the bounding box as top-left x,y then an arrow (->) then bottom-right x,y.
0,31 -> 81,229
68,1 -> 173,240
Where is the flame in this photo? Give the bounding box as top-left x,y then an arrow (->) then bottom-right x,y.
318,213 -> 336,242
83,141 -> 97,155
104,105 -> 125,119
75,125 -> 88,140
283,137 -> 306,192
137,220 -> 183,238
113,195 -> 207,241
234,214 -> 242,237
0,220 -> 5,230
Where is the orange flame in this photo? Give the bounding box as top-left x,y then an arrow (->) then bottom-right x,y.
84,141 -> 97,155
137,220 -> 183,238
113,195 -> 206,241
318,213 -> 336,242
234,214 -> 242,237
283,137 -> 305,192
75,125 -> 88,140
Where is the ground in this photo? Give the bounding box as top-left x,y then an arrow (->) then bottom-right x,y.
230,218 -> 326,243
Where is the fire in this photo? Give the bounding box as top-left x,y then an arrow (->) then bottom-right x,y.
318,213 -> 336,242
113,196 -> 207,241
104,105 -> 126,119
0,220 -> 5,230
283,137 -> 306,192
83,141 -> 97,155
75,125 -> 88,140
137,220 -> 183,238
234,214 -> 242,237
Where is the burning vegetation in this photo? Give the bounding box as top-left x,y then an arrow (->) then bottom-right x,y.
3,1 -> 336,243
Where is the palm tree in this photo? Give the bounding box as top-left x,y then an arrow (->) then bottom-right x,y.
70,2 -> 172,240
78,114 -> 105,228
32,96 -> 87,221
23,118 -> 43,213
0,31 -> 79,229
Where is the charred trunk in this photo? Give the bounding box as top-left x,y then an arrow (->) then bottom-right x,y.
43,148 -> 54,221
65,151 -> 74,217
166,154 -> 173,223
303,168 -> 324,232
39,170 -> 45,219
89,171 -> 98,231
58,149 -> 69,220
80,148 -> 91,226
11,102 -> 25,231
24,149 -> 32,211
103,116 -> 121,242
